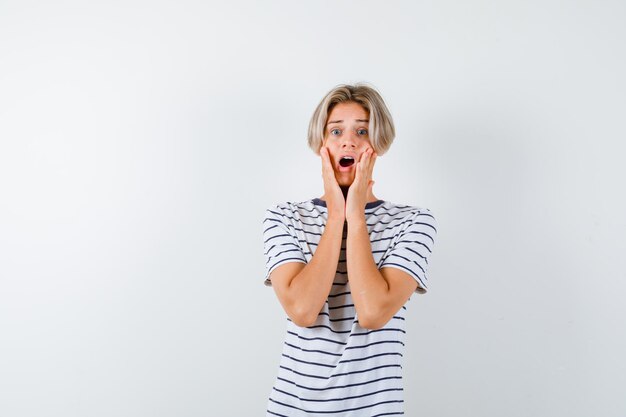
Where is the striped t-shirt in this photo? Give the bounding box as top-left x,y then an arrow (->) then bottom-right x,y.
262,197 -> 438,417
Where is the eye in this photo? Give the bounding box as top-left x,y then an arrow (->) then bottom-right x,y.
330,128 -> 341,136
357,128 -> 368,136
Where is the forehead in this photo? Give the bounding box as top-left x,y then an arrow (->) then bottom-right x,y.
327,101 -> 369,122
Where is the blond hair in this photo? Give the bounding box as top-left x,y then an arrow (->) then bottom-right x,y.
307,83 -> 395,156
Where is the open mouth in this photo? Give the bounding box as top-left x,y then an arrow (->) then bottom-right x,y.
339,156 -> 355,168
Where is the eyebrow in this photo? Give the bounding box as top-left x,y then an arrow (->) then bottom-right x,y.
327,119 -> 369,125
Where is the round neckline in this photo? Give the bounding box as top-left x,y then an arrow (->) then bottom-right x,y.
312,198 -> 385,209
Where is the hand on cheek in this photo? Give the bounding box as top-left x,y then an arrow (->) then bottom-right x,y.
320,146 -> 346,221
346,147 -> 377,222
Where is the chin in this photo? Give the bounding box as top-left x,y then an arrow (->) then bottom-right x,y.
335,171 -> 355,187
337,178 -> 354,187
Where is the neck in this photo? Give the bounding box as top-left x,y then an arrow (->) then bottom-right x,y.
340,185 -> 350,200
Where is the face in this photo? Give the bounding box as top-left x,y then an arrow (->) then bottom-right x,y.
322,101 -> 373,186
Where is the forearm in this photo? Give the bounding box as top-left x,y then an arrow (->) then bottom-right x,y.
285,215 -> 344,325
346,215 -> 391,328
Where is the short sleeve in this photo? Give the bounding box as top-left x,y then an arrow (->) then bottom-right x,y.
262,205 -> 307,287
380,209 -> 438,294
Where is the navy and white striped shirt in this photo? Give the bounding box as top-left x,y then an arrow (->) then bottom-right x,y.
262,198 -> 437,416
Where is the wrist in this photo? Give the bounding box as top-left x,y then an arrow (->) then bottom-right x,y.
346,213 -> 366,226
327,212 -> 346,226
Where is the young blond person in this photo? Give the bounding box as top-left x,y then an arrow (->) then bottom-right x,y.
262,83 -> 438,416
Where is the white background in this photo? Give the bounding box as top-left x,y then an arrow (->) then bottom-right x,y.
1,1 -> 625,416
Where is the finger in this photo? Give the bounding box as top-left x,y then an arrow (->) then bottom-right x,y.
320,146 -> 329,163
320,147 -> 333,172
320,147 -> 333,178
364,148 -> 375,171
357,150 -> 369,171
320,147 -> 339,185
324,147 -> 336,170
359,149 -> 370,165
369,151 -> 377,174
360,149 -> 372,177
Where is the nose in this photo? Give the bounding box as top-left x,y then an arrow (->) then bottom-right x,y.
340,131 -> 358,148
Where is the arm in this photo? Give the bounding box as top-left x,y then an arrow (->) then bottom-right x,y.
269,215 -> 344,327
346,215 -> 418,330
